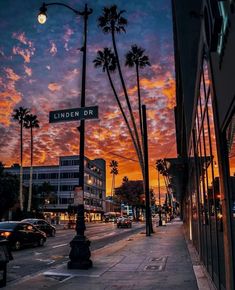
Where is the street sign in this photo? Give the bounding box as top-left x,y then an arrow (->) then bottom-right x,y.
73,187 -> 83,206
49,106 -> 98,123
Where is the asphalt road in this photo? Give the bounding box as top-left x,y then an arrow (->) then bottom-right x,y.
6,222 -> 145,284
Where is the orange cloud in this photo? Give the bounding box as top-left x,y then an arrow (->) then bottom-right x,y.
0,91 -> 22,126
162,78 -> 176,109
12,32 -> 27,45
4,68 -> 20,82
12,32 -> 35,63
140,77 -> 165,89
13,46 -> 31,63
48,82 -> 62,92
24,65 -> 32,77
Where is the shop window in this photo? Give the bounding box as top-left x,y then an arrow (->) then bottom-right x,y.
217,2 -> 229,55
207,92 -> 225,289
226,112 -> 235,273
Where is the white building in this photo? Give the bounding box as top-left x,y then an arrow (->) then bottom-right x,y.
5,155 -> 106,222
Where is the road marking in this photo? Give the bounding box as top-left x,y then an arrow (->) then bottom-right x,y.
35,258 -> 55,265
34,252 -> 42,255
52,243 -> 68,249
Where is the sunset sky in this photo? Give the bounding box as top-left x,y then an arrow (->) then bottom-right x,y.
0,0 -> 176,195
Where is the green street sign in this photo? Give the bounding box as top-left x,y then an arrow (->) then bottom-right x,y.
49,106 -> 98,123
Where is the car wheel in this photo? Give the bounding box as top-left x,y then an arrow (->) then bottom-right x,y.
14,240 -> 21,250
51,229 -> 56,237
38,238 -> 45,247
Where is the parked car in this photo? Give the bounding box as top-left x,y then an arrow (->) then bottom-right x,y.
117,217 -> 132,228
0,221 -> 47,250
21,219 -> 56,237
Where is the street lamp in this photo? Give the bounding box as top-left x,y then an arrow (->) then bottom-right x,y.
38,2 -> 93,269
157,169 -> 162,226
156,159 -> 166,226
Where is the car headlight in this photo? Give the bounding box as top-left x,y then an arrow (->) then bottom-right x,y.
0,231 -> 12,238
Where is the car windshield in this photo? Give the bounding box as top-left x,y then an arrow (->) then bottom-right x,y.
0,222 -> 17,230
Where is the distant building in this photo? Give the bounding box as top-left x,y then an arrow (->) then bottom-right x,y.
5,155 -> 106,222
172,0 -> 235,289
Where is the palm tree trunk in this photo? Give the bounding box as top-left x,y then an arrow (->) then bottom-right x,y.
27,127 -> 33,212
136,64 -> 143,138
106,68 -> 143,174
20,122 -> 23,211
111,29 -> 144,178
111,173 -> 115,197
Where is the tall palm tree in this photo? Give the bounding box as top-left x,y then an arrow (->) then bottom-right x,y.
24,114 -> 40,212
98,5 -> 144,178
93,48 -> 142,170
125,45 -> 151,138
110,160 -> 118,197
122,176 -> 129,183
12,106 -> 30,211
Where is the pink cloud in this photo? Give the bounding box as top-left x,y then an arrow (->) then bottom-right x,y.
48,82 -> 62,92
49,41 -> 57,56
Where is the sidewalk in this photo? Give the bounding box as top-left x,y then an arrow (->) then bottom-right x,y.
5,218 -> 214,290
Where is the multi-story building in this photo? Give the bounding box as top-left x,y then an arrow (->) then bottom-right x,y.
6,155 -> 106,223
172,0 -> 235,289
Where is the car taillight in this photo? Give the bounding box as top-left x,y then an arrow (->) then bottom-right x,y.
0,231 -> 11,238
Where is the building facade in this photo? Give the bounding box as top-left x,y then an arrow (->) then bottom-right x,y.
172,0 -> 235,289
6,156 -> 106,222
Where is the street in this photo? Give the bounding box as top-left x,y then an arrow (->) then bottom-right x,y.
6,222 -> 145,285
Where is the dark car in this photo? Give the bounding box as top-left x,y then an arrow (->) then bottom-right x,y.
21,219 -> 56,237
0,222 -> 46,250
116,217 -> 132,228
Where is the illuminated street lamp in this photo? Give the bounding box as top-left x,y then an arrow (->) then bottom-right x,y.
38,2 -> 93,269
37,3 -> 47,24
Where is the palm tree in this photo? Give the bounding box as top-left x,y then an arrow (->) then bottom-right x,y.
12,106 -> 30,211
98,5 -> 144,178
109,160 -> 118,197
93,48 -> 142,169
125,45 -> 151,138
24,114 -> 40,212
122,176 -> 129,183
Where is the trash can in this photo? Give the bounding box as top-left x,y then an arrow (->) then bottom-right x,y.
0,238 -> 13,288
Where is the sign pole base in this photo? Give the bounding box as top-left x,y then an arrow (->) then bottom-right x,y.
67,204 -> 92,269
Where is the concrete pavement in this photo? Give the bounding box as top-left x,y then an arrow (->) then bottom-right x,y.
5,218 -> 215,290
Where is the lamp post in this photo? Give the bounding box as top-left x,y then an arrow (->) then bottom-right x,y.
156,159 -> 167,226
158,169 -> 162,226
38,2 -> 93,269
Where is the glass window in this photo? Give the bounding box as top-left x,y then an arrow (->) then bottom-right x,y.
217,2 -> 229,55
190,56 -> 226,289
207,92 -> 225,289
226,112 -> 235,274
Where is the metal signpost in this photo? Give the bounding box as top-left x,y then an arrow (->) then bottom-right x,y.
49,105 -> 98,269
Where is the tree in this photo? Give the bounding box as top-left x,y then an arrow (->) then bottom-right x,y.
125,44 -> 151,138
98,5 -> 144,178
38,182 -> 55,210
115,179 -> 144,220
122,176 -> 129,183
93,48 -> 141,169
12,106 -> 30,211
115,178 -> 155,220
24,114 -> 40,212
0,162 -> 19,220
110,160 -> 118,197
